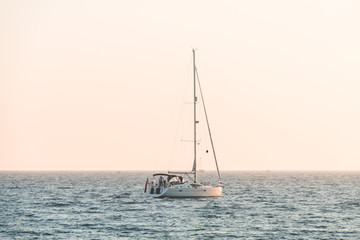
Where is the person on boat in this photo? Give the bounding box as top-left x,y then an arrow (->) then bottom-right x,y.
159,176 -> 164,187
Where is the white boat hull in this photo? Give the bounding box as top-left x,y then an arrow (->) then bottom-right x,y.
146,182 -> 222,198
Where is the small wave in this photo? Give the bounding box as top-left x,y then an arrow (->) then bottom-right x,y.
81,223 -> 95,227
122,208 -> 146,212
314,225 -> 328,229
122,200 -> 139,204
111,215 -> 122,220
114,193 -> 131,198
57,186 -> 73,189
345,200 -> 360,207
46,202 -> 71,207
277,204 -> 298,212
18,230 -> 39,235
24,213 -> 35,217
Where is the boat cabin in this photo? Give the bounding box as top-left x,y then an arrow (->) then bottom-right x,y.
152,173 -> 185,187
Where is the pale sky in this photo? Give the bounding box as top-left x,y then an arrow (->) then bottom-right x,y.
1,0 -> 359,171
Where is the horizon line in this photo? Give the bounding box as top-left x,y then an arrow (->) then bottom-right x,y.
1,169 -> 359,172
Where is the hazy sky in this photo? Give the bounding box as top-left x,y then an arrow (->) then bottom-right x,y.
1,0 -> 359,171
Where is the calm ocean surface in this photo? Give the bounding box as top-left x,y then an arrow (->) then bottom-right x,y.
0,171 -> 359,239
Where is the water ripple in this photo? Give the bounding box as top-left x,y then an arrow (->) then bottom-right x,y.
0,171 -> 359,239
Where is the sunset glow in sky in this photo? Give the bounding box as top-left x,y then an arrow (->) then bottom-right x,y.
1,0 -> 360,171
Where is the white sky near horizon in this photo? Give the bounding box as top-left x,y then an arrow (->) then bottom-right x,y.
1,0 -> 360,171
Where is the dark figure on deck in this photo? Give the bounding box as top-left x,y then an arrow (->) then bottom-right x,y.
159,176 -> 164,187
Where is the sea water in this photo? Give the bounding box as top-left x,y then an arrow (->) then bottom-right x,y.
0,171 -> 359,239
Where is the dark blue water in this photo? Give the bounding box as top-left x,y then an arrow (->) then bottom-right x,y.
0,171 -> 359,239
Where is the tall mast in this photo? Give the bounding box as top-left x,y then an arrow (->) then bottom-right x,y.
193,49 -> 197,183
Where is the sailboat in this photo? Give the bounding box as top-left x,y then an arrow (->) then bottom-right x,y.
144,50 -> 223,198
